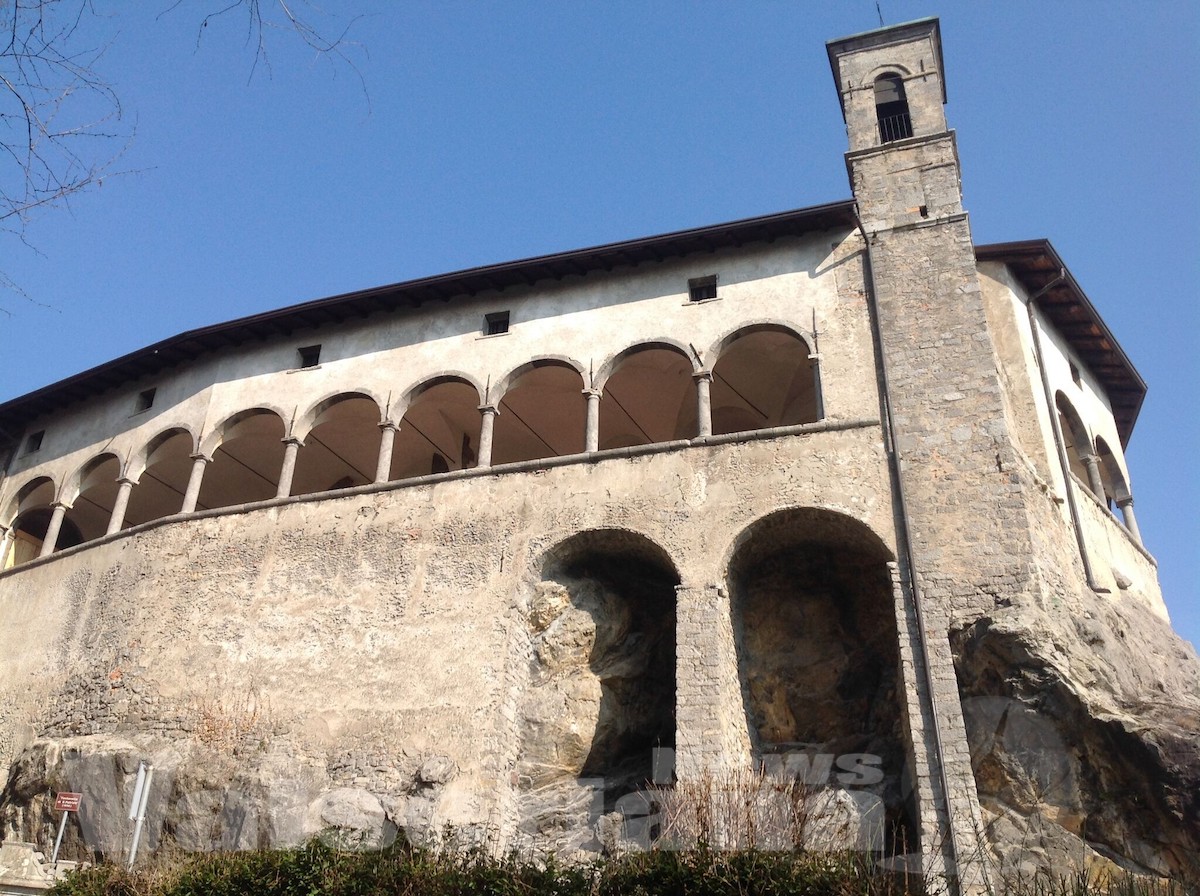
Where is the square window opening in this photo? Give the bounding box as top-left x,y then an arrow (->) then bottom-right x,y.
688,275 -> 718,303
23,430 -> 44,455
297,345 -> 322,368
135,388 -> 157,412
1069,361 -> 1081,387
485,311 -> 510,336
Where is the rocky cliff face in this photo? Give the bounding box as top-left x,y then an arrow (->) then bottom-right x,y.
952,594 -> 1200,883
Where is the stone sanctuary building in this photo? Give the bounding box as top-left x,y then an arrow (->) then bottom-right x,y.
0,17 -> 1197,893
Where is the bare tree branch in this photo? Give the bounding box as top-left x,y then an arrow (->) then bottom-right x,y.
1,0 -> 368,301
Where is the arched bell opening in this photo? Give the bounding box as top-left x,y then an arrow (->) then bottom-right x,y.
292,394 -> 382,496
711,326 -> 818,435
61,454 -> 122,543
727,508 -> 912,855
874,73 -> 913,143
516,529 -> 679,830
198,409 -> 287,510
390,378 -> 481,480
598,345 -> 697,450
125,429 -> 195,526
492,361 -> 586,465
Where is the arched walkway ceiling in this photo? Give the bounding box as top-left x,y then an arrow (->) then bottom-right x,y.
292,396 -> 381,496
541,528 -> 681,583
493,364 -> 586,466
390,381 -> 480,480
63,454 -> 122,543
124,431 -> 194,527
600,348 -> 696,451
198,412 -> 286,510
711,330 -> 815,435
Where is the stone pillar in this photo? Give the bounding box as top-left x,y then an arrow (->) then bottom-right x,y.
694,371 -> 713,438
811,353 -> 825,419
105,478 -> 135,535
375,423 -> 398,483
0,527 -> 12,567
38,502 -> 68,558
1082,453 -> 1105,499
583,389 -> 601,452
1116,496 -> 1142,545
674,583 -> 752,779
477,406 -> 498,468
181,454 -> 210,514
276,438 -> 303,499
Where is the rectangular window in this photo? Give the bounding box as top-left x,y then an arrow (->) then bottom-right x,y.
23,430 -> 44,455
1069,361 -> 1082,387
297,345 -> 322,368
484,311 -> 510,336
135,388 -> 157,412
688,275 -> 718,303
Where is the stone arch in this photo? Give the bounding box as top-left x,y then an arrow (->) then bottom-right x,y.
291,392 -> 384,495
725,507 -> 910,853
2,476 -> 79,567
596,342 -> 698,450
1093,436 -> 1130,506
389,375 -> 483,480
491,359 -> 587,465
1054,393 -> 1095,495
197,408 -> 288,510
396,371 -> 485,416
124,427 -> 198,527
709,324 -> 820,435
295,389 -> 384,439
593,338 -> 697,390
515,528 -> 679,838
61,453 -> 123,543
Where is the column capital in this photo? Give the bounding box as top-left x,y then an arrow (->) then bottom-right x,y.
582,387 -> 602,399
281,436 -> 304,448
1116,494 -> 1134,508
478,404 -> 499,417
378,421 -> 400,433
189,453 -> 211,464
50,500 -> 72,511
692,369 -> 714,383
116,476 -> 137,488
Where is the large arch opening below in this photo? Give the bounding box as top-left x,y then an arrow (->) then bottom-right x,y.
515,529 -> 678,848
492,362 -> 586,465
292,395 -> 381,496
711,327 -> 818,435
599,346 -> 696,450
728,508 -> 910,854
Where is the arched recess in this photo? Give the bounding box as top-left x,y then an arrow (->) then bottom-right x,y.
1055,393 -> 1094,495
491,360 -> 586,465
198,409 -> 287,510
874,72 -> 912,142
1094,437 -> 1131,516
124,428 -> 196,526
3,477 -> 80,567
389,377 -> 482,480
598,343 -> 697,450
291,393 -> 382,496
726,507 -> 911,853
61,453 -> 122,543
516,529 -> 679,825
710,326 -> 818,435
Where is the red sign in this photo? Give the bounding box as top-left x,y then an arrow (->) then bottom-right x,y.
54,792 -> 82,812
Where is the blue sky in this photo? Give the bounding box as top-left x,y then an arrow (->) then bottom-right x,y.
2,3 -> 1197,647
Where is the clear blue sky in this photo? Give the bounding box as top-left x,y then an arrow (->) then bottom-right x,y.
2,3 -> 1196,647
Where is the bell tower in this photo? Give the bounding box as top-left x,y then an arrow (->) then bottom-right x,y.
828,19 -> 1042,895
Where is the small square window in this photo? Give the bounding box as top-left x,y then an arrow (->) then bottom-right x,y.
297,345 -> 322,368
135,388 -> 157,412
688,275 -> 718,303
485,311 -> 510,336
23,430 -> 44,455
1069,361 -> 1081,387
